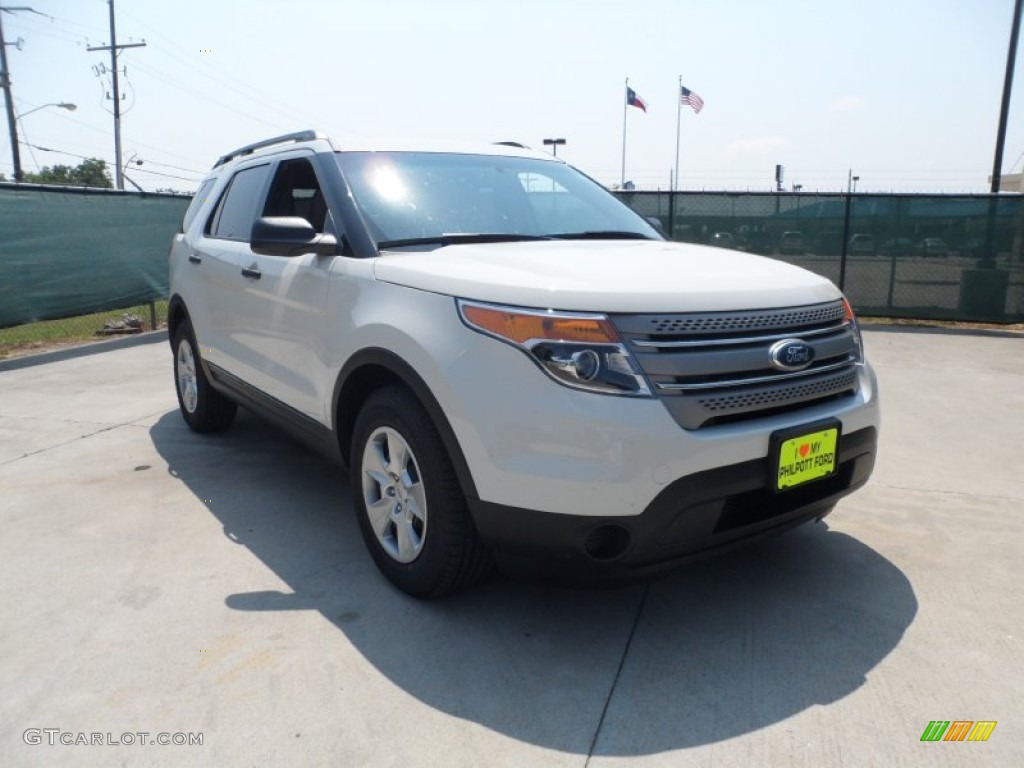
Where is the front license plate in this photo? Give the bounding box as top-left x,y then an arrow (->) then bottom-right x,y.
772,422 -> 840,491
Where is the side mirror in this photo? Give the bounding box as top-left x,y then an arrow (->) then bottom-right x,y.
251,216 -> 339,256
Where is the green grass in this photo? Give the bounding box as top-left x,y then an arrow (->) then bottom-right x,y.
0,300 -> 168,359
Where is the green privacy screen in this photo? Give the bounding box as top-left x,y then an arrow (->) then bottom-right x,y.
617,191 -> 1024,323
2,183 -> 1022,327
0,183 -> 189,328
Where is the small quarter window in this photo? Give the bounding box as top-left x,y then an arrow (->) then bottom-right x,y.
180,178 -> 216,234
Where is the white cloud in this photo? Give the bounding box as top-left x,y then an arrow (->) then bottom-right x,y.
727,136 -> 791,156
834,95 -> 864,112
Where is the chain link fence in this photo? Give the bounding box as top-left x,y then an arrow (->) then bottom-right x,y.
3,185 -> 1022,361
617,191 -> 1024,323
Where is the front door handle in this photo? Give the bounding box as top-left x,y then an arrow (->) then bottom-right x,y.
188,255 -> 202,264
241,265 -> 262,280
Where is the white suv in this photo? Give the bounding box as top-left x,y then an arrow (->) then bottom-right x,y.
168,131 -> 880,597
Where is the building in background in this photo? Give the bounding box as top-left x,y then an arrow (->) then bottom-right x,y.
990,173 -> 1024,192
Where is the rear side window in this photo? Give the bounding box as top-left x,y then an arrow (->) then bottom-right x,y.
180,178 -> 216,233
207,164 -> 271,240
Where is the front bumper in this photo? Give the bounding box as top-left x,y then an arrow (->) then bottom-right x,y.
469,426 -> 877,584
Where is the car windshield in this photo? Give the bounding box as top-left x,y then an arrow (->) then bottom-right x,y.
334,151 -> 660,248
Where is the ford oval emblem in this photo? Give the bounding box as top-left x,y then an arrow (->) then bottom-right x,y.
769,339 -> 815,372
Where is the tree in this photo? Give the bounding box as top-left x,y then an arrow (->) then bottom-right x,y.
24,158 -> 113,189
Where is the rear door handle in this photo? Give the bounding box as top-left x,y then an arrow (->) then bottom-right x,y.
241,266 -> 262,280
188,255 -> 202,264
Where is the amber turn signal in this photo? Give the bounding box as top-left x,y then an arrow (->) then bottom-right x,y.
460,304 -> 620,345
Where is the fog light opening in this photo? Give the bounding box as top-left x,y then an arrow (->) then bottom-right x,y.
583,525 -> 631,561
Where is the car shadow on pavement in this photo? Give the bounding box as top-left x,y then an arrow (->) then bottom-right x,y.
150,408 -> 917,756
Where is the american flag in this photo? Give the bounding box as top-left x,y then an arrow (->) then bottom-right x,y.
680,85 -> 704,114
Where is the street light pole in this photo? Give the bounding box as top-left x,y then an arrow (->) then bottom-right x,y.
18,101 -> 76,119
542,137 -> 566,157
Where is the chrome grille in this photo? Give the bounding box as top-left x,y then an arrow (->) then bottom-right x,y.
613,300 -> 860,429
618,303 -> 847,336
698,369 -> 858,414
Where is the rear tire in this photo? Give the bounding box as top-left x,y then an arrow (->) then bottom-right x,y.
173,321 -> 237,433
351,386 -> 490,597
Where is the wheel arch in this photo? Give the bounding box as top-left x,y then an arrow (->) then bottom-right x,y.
333,348 -> 478,500
167,294 -> 191,350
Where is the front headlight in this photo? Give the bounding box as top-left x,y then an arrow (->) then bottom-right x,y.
457,300 -> 651,396
842,296 -> 865,363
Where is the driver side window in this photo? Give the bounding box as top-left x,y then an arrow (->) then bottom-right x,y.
263,158 -> 329,234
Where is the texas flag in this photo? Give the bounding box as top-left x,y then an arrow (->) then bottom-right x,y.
626,86 -> 647,112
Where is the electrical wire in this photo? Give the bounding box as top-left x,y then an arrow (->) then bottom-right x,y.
124,157 -> 206,175
18,141 -> 115,165
2,19 -> 84,46
12,97 -> 207,168
115,6 -> 324,129
127,59 -> 291,133
18,141 -> 202,186
130,167 -> 202,182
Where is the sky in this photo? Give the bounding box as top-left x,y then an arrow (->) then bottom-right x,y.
1,0 -> 1022,194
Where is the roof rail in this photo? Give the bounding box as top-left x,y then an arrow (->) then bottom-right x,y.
494,141 -> 528,148
213,130 -> 327,168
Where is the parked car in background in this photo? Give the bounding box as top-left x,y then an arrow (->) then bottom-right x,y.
710,231 -> 735,248
879,237 -> 914,257
778,231 -> 805,255
848,234 -> 876,256
737,229 -> 771,254
915,237 -> 949,257
956,237 -> 985,259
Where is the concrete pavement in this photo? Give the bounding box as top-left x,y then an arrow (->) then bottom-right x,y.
0,327 -> 1021,767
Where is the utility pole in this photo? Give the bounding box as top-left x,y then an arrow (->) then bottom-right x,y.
0,5 -> 31,181
990,0 -> 1022,196
87,0 -> 144,190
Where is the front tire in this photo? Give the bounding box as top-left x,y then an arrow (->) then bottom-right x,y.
351,386 -> 490,597
173,322 -> 237,433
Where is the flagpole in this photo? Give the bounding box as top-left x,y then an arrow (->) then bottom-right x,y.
621,78 -> 628,187
674,75 -> 682,192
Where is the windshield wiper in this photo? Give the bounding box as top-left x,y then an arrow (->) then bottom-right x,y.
549,230 -> 655,240
377,233 -> 552,249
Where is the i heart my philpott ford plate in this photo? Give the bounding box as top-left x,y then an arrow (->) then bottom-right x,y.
772,422 -> 840,491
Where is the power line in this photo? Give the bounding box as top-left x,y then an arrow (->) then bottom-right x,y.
14,95 -> 206,166
116,5 -> 325,130
125,156 -> 205,175
130,166 -> 200,182
19,139 -> 114,163
2,16 -> 82,45
127,58 -> 291,133
18,139 -> 201,183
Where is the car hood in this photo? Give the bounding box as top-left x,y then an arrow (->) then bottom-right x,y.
372,239 -> 841,313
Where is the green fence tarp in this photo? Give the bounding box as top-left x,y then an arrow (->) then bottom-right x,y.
2,183 -> 1022,328
617,191 -> 1024,323
0,183 -> 189,328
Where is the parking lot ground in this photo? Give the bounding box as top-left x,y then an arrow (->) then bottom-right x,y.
0,327 -> 1021,767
